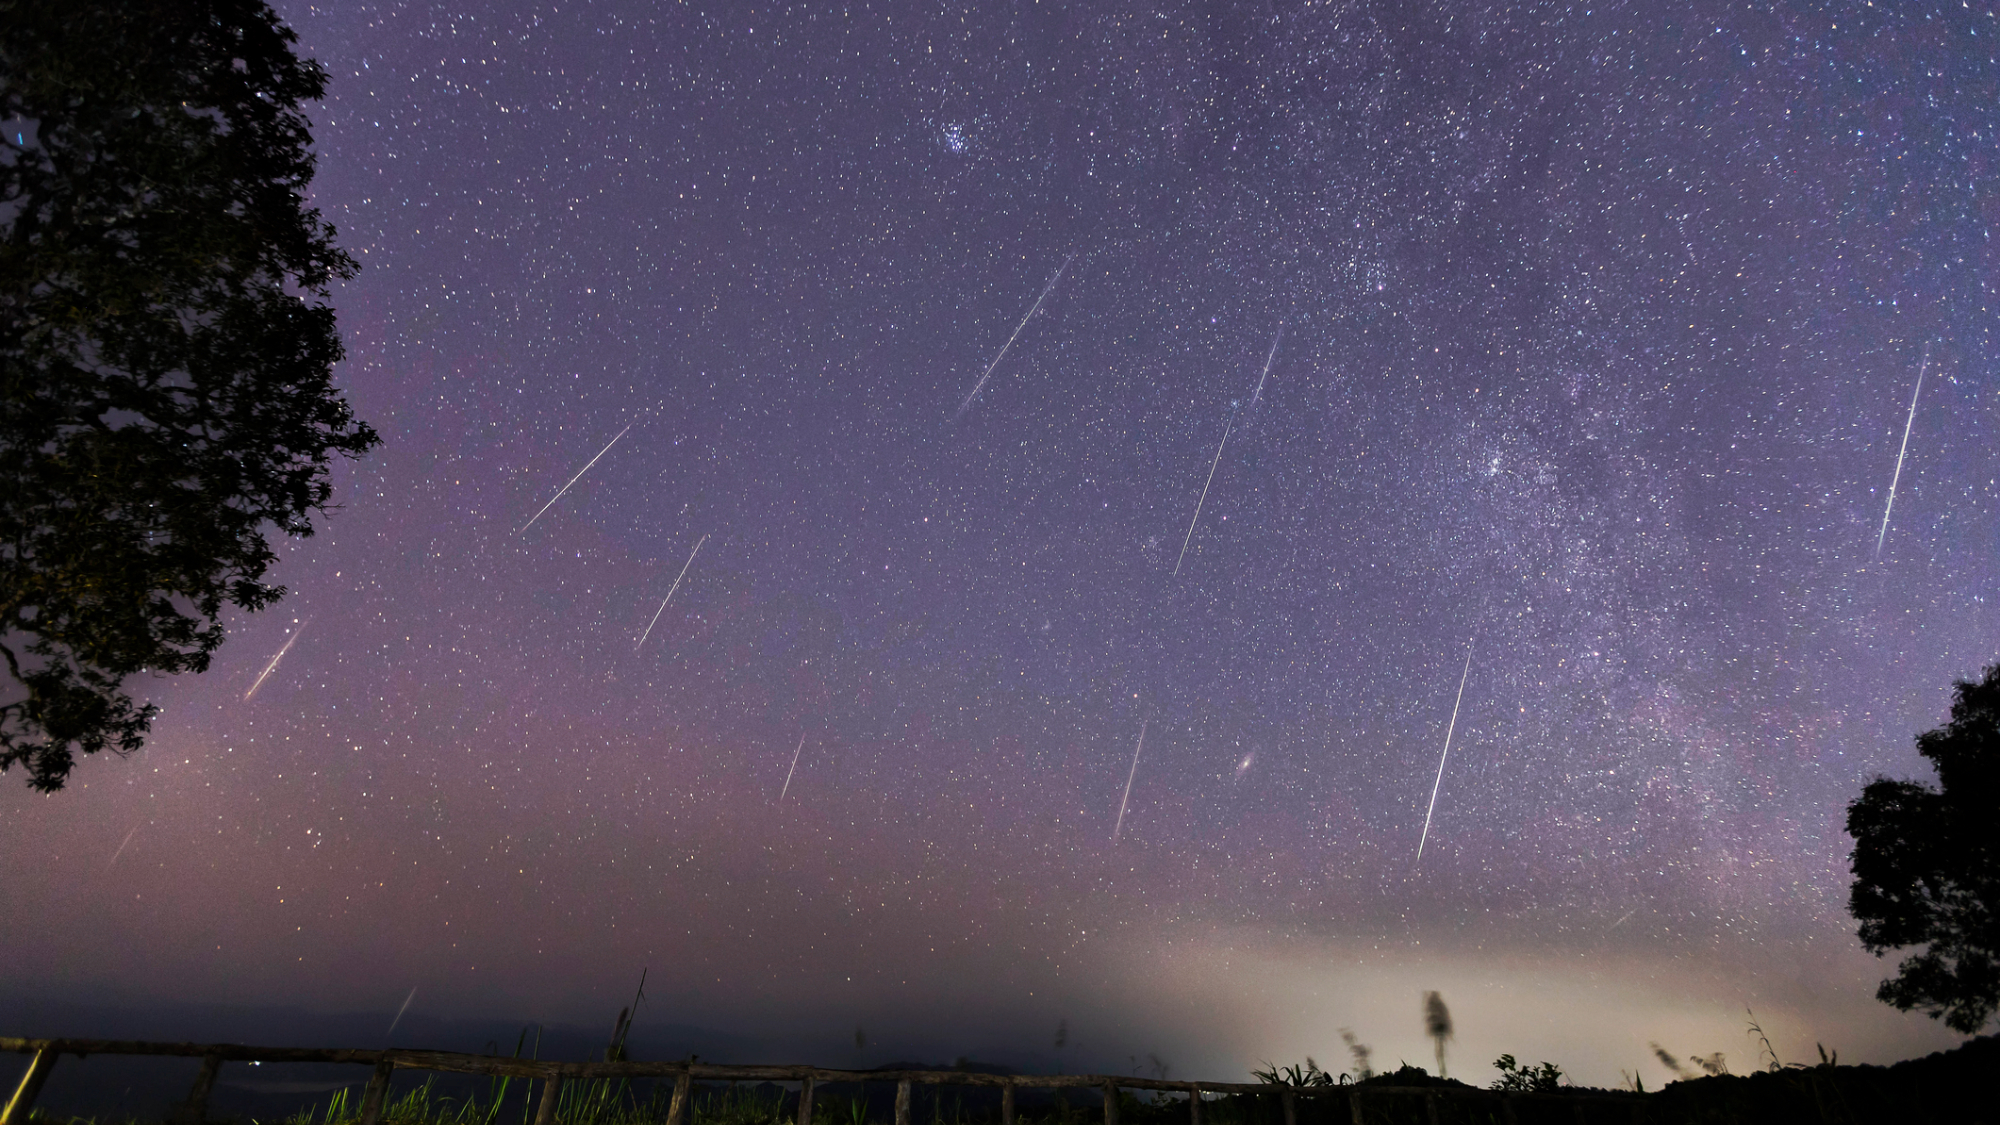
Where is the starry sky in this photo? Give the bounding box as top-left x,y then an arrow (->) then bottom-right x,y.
4,0 -> 1997,1091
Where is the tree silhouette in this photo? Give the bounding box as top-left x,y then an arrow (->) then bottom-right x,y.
0,0 -> 377,790
1847,662 -> 2000,1033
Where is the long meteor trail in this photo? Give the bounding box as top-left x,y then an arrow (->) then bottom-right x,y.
244,622 -> 307,701
778,732 -> 807,802
954,254 -> 1075,418
1416,636 -> 1475,865
1875,345 -> 1930,558
1251,326 -> 1283,406
519,424 -> 631,533
1112,719 -> 1148,843
636,534 -> 709,649
1173,410 -> 1237,577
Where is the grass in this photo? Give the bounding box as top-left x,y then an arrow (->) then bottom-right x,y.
241,1080 -> 1204,1125
15,1074 -> 1305,1125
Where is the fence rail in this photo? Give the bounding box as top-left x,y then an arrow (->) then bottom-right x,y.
1,1036 -> 1643,1125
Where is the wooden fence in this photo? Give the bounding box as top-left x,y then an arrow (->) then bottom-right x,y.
1,1037 -> 1643,1125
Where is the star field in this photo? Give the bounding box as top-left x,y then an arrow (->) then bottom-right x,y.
4,0 -> 1997,1087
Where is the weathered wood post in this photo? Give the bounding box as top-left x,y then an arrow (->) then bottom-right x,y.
1187,1084 -> 1200,1125
1101,1081 -> 1119,1125
798,1074 -> 815,1125
894,1080 -> 912,1125
1,1047 -> 59,1125
1345,1088 -> 1363,1125
1001,1081 -> 1015,1125
358,1057 -> 396,1125
532,1073 -> 565,1125
175,1053 -> 225,1124
666,1070 -> 692,1125
1423,1090 -> 1440,1125
1280,1088 -> 1296,1125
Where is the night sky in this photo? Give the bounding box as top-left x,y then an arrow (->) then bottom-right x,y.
4,0 -> 1997,1090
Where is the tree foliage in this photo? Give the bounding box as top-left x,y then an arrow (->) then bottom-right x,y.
1847,663 -> 2000,1033
0,0 -> 376,790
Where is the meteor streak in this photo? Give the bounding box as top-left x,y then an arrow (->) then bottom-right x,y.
1416,635 -> 1474,865
778,732 -> 806,802
244,622 -> 307,701
519,424 -> 631,534
1173,410 -> 1236,577
107,823 -> 141,868
636,535 -> 709,649
1251,326 -> 1283,405
1875,345 -> 1930,558
954,254 -> 1075,418
386,988 -> 417,1036
1112,720 -> 1148,842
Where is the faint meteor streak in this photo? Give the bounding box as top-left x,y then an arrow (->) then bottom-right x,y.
1874,345 -> 1930,558
1416,635 -> 1475,865
636,535 -> 709,650
107,823 -> 141,868
778,732 -> 807,802
954,254 -> 1075,418
1112,720 -> 1148,843
386,987 -> 417,1036
1251,326 -> 1283,405
1173,409 -> 1237,577
519,424 -> 631,533
244,622 -> 307,701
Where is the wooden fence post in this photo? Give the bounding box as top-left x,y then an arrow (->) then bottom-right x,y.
358,1057 -> 396,1125
1,1048 -> 59,1125
175,1053 -> 225,1124
798,1074 -> 815,1125
1001,1082 -> 1015,1125
1280,1088 -> 1296,1125
894,1080 -> 911,1125
532,1074 -> 565,1125
1188,1084 -> 1200,1125
1424,1091 -> 1441,1125
1102,1081 -> 1119,1125
666,1071 -> 692,1125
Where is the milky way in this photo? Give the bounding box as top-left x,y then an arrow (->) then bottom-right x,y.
4,0 -> 1995,1087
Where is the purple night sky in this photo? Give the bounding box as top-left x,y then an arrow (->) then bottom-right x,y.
3,0 -> 1996,1089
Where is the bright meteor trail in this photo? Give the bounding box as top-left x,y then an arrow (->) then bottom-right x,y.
636,534 -> 709,649
1112,719 -> 1148,843
1251,325 -> 1282,406
1416,635 -> 1474,865
778,732 -> 807,802
1875,344 -> 1930,559
519,424 -> 631,534
954,254 -> 1074,418
1174,409 -> 1237,577
244,623 -> 307,701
